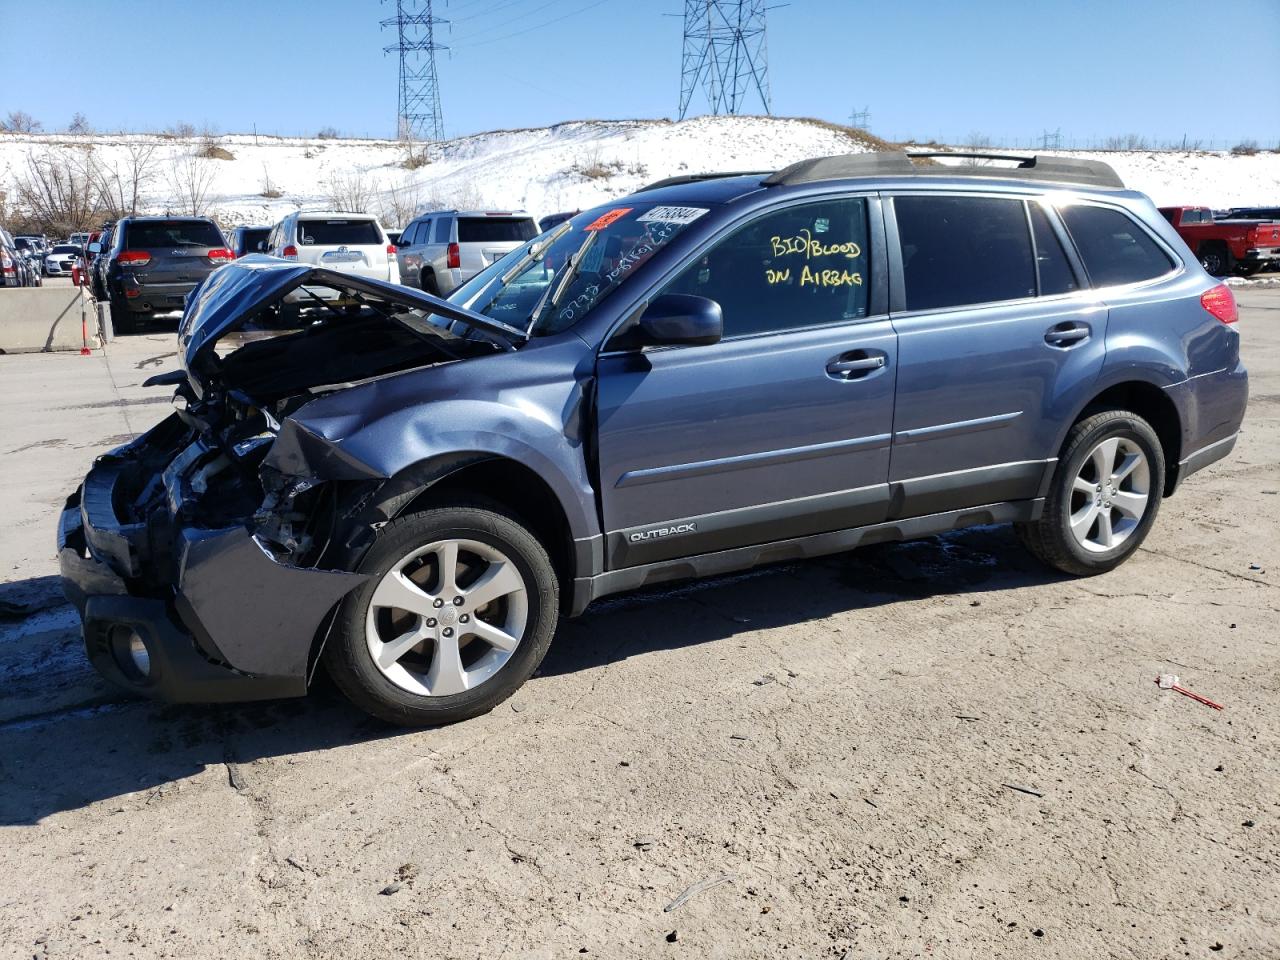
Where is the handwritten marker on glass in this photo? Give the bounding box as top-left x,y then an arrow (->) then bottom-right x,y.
1155,674 -> 1224,710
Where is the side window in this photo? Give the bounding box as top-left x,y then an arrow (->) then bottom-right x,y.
1059,204 -> 1175,288
660,197 -> 871,338
398,223 -> 416,247
895,196 -> 1035,311
433,218 -> 452,244
1029,203 -> 1078,296
417,219 -> 431,245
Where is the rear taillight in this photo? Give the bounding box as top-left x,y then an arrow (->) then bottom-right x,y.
207,248 -> 234,264
118,250 -> 151,267
1,250 -> 14,274
1201,283 -> 1238,324
282,245 -> 298,260
447,242 -> 460,269
387,244 -> 397,255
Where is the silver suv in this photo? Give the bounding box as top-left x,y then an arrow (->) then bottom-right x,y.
395,210 -> 538,295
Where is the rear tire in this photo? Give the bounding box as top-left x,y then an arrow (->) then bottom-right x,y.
1198,242 -> 1232,277
1016,410 -> 1165,576
421,269 -> 441,296
109,291 -> 135,335
1235,261 -> 1264,278
323,502 -> 559,726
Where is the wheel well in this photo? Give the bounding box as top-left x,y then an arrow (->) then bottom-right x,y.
1079,381 -> 1182,495
403,457 -> 575,608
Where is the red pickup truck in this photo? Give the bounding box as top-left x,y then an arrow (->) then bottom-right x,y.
1159,205 -> 1280,277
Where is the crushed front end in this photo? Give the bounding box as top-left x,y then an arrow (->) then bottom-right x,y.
59,410 -> 366,702
58,258 -> 516,702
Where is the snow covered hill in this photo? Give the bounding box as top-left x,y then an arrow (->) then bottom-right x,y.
2,115 -> 1278,230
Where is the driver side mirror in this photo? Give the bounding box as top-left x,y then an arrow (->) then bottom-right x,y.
632,294 -> 723,348
87,242 -> 102,254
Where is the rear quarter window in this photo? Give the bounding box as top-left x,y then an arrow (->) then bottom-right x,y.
1060,205 -> 1175,287
458,218 -> 538,244
297,219 -> 382,246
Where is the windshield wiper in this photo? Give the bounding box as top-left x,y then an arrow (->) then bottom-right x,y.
501,220 -> 572,285
527,230 -> 598,336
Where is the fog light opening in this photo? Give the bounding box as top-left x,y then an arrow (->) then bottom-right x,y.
110,626 -> 152,681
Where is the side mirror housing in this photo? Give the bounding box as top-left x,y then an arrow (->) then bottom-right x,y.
631,294 -> 723,349
87,241 -> 102,254
256,240 -> 267,251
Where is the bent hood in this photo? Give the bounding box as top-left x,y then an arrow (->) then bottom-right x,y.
177,255 -> 525,373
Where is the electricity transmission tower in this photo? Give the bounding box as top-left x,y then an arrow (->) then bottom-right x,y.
1039,127 -> 1062,150
382,0 -> 448,146
849,106 -> 871,130
678,1 -> 772,119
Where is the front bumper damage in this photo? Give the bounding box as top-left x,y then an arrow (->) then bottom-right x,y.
58,416 -> 366,703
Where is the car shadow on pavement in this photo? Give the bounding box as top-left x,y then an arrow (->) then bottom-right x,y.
0,525 -> 1068,826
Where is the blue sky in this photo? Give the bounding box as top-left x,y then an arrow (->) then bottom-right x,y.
1,0 -> 1276,145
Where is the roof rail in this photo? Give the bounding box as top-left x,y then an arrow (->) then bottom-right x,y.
764,151 -> 1125,190
636,170 -> 773,193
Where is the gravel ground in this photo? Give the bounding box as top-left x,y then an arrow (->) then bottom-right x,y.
0,291 -> 1277,960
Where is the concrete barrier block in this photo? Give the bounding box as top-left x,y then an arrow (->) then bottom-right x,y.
0,287 -> 97,353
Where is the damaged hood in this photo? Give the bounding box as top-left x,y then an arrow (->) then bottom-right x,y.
177,256 -> 526,374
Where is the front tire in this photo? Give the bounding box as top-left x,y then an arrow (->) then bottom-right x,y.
1016,410 -> 1165,576
323,502 -> 559,726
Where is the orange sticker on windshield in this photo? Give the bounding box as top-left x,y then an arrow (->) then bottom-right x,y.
583,208 -> 632,232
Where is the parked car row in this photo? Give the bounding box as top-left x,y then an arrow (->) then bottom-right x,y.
0,227 -> 44,287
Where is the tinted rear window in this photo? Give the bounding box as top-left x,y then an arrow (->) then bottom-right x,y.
239,227 -> 270,249
126,220 -> 223,249
895,196 -> 1036,311
1029,204 -> 1078,296
1060,205 -> 1174,287
297,219 -> 382,246
458,218 -> 538,244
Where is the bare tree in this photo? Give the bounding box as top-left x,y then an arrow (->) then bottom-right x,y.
2,110 -> 43,133
380,177 -> 422,228
95,142 -> 159,219
166,151 -> 218,216
68,112 -> 92,134
325,170 -> 377,213
12,148 -> 102,235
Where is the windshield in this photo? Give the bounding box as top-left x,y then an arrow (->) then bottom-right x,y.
297,219 -> 382,246
451,202 -> 710,336
127,220 -> 223,248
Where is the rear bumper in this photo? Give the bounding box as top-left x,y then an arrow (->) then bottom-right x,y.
119,279 -> 199,312
58,420 -> 366,703
1241,247 -> 1280,263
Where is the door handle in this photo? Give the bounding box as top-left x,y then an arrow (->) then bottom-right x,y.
826,352 -> 886,379
1045,321 -> 1091,347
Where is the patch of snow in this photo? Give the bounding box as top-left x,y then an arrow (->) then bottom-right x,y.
2,117 -> 1278,231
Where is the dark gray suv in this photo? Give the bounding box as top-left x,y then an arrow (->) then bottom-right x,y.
60,152 -> 1248,725
95,216 -> 233,332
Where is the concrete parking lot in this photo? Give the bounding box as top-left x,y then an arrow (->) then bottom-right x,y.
1,290 -> 1277,959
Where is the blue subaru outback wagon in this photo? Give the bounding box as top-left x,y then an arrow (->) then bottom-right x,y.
59,152 -> 1248,725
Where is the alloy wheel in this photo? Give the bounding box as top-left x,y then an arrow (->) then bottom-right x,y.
1068,437 -> 1151,553
365,538 -> 528,696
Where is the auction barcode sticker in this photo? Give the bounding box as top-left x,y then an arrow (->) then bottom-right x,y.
637,206 -> 709,225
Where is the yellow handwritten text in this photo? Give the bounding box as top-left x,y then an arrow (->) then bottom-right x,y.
765,268 -> 791,285
770,229 -> 861,261
799,265 -> 862,288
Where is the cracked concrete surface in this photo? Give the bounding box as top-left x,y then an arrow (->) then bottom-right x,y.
0,294 -> 1277,959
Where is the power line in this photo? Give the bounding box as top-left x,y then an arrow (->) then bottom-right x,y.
450,0 -> 613,49
678,1 -> 772,119
381,0 -> 448,146
849,106 -> 870,129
